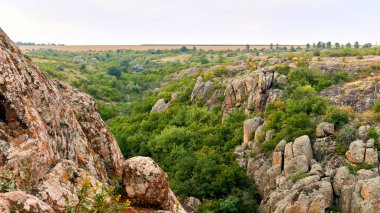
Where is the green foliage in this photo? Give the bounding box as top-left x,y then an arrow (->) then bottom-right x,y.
65,175 -> 130,213
290,172 -> 310,182
0,180 -> 15,192
337,125 -> 357,144
367,127 -> 379,143
273,64 -> 291,75
335,125 -> 357,155
324,108 -> 349,129
373,101 -> 380,113
108,77 -> 258,212
263,84 -> 327,151
346,162 -> 374,175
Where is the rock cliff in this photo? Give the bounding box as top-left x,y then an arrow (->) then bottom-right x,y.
0,28 -> 185,212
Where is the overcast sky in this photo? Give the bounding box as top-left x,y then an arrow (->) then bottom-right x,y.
1,0 -> 379,45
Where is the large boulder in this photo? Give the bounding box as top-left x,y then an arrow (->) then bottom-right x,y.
122,157 -> 185,212
339,177 -> 380,213
191,77 -> 213,104
0,191 -> 54,213
293,135 -> 313,161
151,98 -> 171,113
345,140 -> 365,164
316,122 -> 334,138
243,117 -> 263,143
182,197 -> 201,213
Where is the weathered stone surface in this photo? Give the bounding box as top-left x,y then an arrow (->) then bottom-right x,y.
55,81 -> 124,179
284,155 -> 309,176
261,180 -> 333,213
37,160 -> 100,212
346,140 -> 365,164
272,151 -> 282,167
293,135 -> 313,161
0,191 -> 54,213
275,140 -> 286,152
243,117 -> 263,143
182,197 -> 201,213
0,28 -> 123,191
312,136 -> 336,162
320,79 -> 380,112
333,166 -> 357,196
364,148 -> 378,165
316,122 -> 334,138
254,124 -> 265,143
0,28 -> 182,212
151,98 -> 171,112
276,75 -> 287,85
122,156 -> 185,212
340,177 -> 380,213
191,77 -> 214,104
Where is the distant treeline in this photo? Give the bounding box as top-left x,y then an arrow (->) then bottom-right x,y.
16,41 -> 65,46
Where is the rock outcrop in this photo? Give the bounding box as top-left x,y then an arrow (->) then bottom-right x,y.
320,77 -> 380,112
236,120 -> 380,213
122,157 -> 185,213
151,98 -> 171,113
0,28 -> 184,212
0,191 -> 54,212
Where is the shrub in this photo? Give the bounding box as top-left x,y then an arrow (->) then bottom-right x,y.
337,125 -> 357,144
290,172 -> 310,182
367,127 -> 379,143
373,101 -> 380,113
346,162 -> 374,175
324,108 -> 349,129
65,175 -> 130,213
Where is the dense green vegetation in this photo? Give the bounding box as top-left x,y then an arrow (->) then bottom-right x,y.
109,79 -> 259,212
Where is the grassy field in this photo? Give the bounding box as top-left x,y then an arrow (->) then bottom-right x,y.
19,44 -> 305,52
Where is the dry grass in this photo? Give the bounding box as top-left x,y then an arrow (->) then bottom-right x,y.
19,44 -> 306,52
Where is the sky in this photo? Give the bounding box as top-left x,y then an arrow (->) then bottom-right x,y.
1,0 -> 379,45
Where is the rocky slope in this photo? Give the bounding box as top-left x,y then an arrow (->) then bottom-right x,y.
0,28 -> 185,212
188,54 -> 380,212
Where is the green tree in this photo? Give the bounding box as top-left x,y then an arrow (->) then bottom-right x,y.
354,41 -> 360,48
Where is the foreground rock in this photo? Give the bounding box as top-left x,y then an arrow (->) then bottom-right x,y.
0,28 -> 184,212
0,191 -> 54,212
122,157 -> 186,213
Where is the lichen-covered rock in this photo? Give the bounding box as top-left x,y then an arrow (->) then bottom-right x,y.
191,77 -> 214,104
122,156 -> 185,212
320,79 -> 380,112
284,155 -> 309,176
340,177 -> 380,213
182,197 -> 201,213
333,166 -> 357,196
0,191 -> 54,213
55,81 -> 124,179
243,117 -> 263,144
151,98 -> 171,112
293,135 -> 313,161
316,122 -> 334,138
364,148 -> 378,165
0,28 -> 122,191
345,140 -> 365,164
36,160 -> 100,212
312,136 -> 336,162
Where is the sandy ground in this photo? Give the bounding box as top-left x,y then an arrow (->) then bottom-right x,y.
19,44 -> 305,52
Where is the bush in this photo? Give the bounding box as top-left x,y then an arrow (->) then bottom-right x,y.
290,172 -> 310,182
346,162 -> 374,175
367,127 -> 379,143
324,108 -> 349,129
373,101 -> 380,113
337,125 -> 357,144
